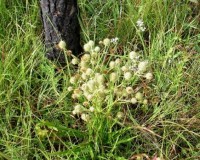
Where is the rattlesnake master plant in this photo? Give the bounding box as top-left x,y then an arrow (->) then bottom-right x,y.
67,38 -> 153,122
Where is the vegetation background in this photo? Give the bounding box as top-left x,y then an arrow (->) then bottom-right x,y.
0,0 -> 199,159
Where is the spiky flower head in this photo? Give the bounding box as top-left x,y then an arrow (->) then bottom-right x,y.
117,112 -> 124,119
81,73 -> 88,80
143,99 -> 148,105
81,54 -> 91,62
71,58 -> 79,65
124,72 -> 132,80
96,74 -> 105,85
58,40 -> 66,50
103,38 -> 111,46
86,68 -> 93,76
138,61 -> 148,73
70,76 -> 77,84
67,86 -> 73,92
87,79 -> 96,91
131,97 -> 137,104
91,51 -> 98,58
83,43 -> 91,52
109,61 -> 116,69
73,104 -> 83,115
81,113 -> 90,122
110,72 -> 118,82
88,40 -> 95,48
126,87 -> 134,94
94,46 -> 100,52
135,92 -> 143,101
83,101 -> 89,107
129,51 -> 138,60
86,94 -> 93,101
89,107 -> 95,112
145,72 -> 153,80
121,66 -> 129,72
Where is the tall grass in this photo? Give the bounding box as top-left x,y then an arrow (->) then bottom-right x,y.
0,0 -> 199,159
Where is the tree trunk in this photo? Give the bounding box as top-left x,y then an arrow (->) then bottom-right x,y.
40,0 -> 82,64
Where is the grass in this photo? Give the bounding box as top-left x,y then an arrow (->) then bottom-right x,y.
0,0 -> 199,159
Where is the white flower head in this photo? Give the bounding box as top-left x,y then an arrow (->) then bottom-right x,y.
70,76 -> 77,84
90,60 -> 97,65
98,88 -> 106,98
72,94 -> 78,99
140,26 -> 146,32
116,112 -> 124,119
99,84 -> 105,90
145,72 -> 153,80
136,19 -> 146,32
58,40 -> 66,50
86,68 -> 93,76
103,38 -> 111,46
81,113 -> 90,122
72,92 -> 81,99
73,104 -> 83,114
124,72 -> 132,80
71,58 -> 79,65
87,79 -> 96,91
135,92 -> 143,101
80,67 -> 87,73
88,40 -> 95,48
115,58 -> 121,65
99,40 -> 103,45
138,61 -> 148,73
86,94 -> 93,101
81,54 -> 90,62
83,101 -> 89,107
83,43 -> 91,52
114,87 -> 119,95
74,88 -> 82,95
80,60 -> 88,69
111,37 -> 119,44
121,66 -> 129,72
94,73 -> 100,79
143,99 -> 148,105
129,51 -> 138,60
110,72 -> 118,82
126,87 -> 134,94
89,107 -> 95,112
81,83 -> 89,91
136,19 -> 144,27
91,51 -> 98,58
94,46 -> 100,53
81,73 -> 88,80
67,86 -> 73,92
72,110 -> 77,115
131,98 -> 137,104
96,74 -> 105,84
109,61 -> 116,69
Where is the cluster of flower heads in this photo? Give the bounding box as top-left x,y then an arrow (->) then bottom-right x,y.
68,38 -> 153,122
136,19 -> 146,32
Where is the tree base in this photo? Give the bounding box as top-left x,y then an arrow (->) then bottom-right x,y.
40,0 -> 82,64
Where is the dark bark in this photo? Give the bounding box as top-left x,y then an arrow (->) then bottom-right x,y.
40,0 -> 82,63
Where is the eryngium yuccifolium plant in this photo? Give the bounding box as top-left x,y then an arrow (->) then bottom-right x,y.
68,39 -> 153,121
